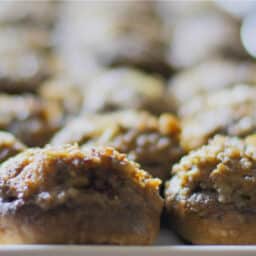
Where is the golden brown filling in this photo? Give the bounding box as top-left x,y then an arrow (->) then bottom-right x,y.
52,111 -> 183,179
166,136 -> 256,214
105,129 -> 179,165
0,145 -> 161,211
0,132 -> 26,163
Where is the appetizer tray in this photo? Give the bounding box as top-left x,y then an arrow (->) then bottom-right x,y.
1,229 -> 256,256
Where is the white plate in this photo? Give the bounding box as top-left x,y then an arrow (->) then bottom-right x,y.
1,229 -> 256,256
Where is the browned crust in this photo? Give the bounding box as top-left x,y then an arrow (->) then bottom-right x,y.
0,202 -> 160,245
168,209 -> 256,245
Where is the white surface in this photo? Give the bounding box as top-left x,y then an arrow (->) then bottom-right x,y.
0,229 -> 256,256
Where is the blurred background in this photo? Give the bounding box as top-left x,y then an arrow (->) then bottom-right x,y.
1,0 -> 255,88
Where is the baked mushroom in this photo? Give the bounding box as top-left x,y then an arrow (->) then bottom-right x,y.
0,26 -> 53,93
0,145 -> 163,244
0,0 -> 56,26
82,68 -> 174,114
180,84 -> 256,151
51,111 -> 183,180
169,59 -> 256,107
39,76 -> 83,117
0,94 -> 62,146
165,135 -> 256,244
56,1 -> 170,78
